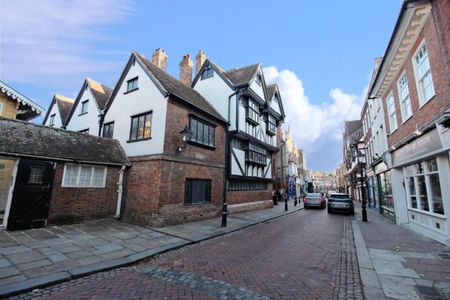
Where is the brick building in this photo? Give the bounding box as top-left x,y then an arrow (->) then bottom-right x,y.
368,0 -> 450,245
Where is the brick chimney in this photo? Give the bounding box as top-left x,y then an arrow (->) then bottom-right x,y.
195,50 -> 207,75
152,48 -> 168,71
179,54 -> 193,86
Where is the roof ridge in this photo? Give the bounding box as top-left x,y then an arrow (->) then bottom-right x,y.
54,94 -> 75,103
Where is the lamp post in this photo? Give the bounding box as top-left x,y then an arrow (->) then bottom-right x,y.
280,139 -> 287,211
356,148 -> 368,222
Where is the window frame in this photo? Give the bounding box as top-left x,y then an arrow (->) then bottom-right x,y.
102,121 -> 114,138
80,100 -> 89,115
128,111 -> 152,143
79,128 -> 89,134
184,178 -> 212,205
125,77 -> 139,93
267,114 -> 276,135
188,115 -> 216,149
201,66 -> 214,80
62,164 -> 107,188
397,72 -> 412,123
255,74 -> 262,86
412,40 -> 435,107
246,99 -> 260,125
49,113 -> 56,126
386,92 -> 397,133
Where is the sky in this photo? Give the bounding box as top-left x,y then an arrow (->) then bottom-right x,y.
0,0 -> 402,171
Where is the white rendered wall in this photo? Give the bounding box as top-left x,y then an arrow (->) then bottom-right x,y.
270,96 -> 281,114
44,102 -> 63,128
370,97 -> 388,156
67,88 -> 100,134
193,70 -> 235,127
249,79 -> 265,101
103,62 -> 167,157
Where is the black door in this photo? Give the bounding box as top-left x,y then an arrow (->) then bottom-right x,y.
7,159 -> 55,230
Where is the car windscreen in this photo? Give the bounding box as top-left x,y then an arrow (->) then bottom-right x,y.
306,194 -> 320,198
328,198 -> 351,202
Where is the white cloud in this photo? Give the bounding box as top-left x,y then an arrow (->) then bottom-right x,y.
264,66 -> 365,171
0,0 -> 132,86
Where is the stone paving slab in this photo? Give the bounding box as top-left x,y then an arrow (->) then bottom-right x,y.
353,207 -> 450,300
0,202 -> 301,298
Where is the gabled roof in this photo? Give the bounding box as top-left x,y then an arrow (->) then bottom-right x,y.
86,78 -> 113,110
134,52 -> 226,123
0,80 -> 45,120
42,94 -> 75,126
224,63 -> 260,87
266,84 -> 277,100
0,117 -> 129,166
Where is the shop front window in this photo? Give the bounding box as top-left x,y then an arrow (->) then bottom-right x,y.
417,175 -> 429,211
407,177 -> 417,209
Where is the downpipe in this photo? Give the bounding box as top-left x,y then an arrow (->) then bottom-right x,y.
115,165 -> 126,219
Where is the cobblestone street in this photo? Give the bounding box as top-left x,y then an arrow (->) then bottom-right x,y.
13,209 -> 363,299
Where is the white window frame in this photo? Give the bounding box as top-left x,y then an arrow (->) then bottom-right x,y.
62,164 -> 107,188
397,72 -> 412,123
412,40 -> 435,107
386,92 -> 397,133
49,114 -> 56,126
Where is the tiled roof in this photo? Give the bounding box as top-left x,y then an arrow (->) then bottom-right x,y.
86,78 -> 113,110
0,117 -> 129,166
135,52 -> 226,123
224,64 -> 260,86
54,94 -> 75,123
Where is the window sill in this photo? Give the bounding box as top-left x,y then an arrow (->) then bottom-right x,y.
184,202 -> 212,207
401,114 -> 413,125
78,112 -> 88,116
418,94 -> 436,110
187,141 -> 216,150
408,207 -> 446,219
61,185 -> 106,188
127,137 -> 152,143
124,87 -> 139,95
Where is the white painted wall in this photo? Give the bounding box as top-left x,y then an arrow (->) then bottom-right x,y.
249,78 -> 265,101
270,96 -> 281,114
370,97 -> 388,156
67,88 -> 100,134
193,69 -> 235,126
44,102 -> 63,128
231,148 -> 245,176
103,61 -> 168,157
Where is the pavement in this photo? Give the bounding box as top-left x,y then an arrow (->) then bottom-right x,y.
352,205 -> 450,300
0,201 -> 303,298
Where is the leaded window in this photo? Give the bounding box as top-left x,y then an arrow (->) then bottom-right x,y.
102,122 -> 114,138
129,111 -> 152,141
267,115 -> 276,135
246,100 -> 259,125
189,116 -> 215,147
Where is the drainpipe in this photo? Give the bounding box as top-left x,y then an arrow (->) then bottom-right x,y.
222,89 -> 239,227
98,110 -> 105,137
115,165 -> 126,219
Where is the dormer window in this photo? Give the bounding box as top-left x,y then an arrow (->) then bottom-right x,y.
49,114 -> 56,126
126,77 -> 139,93
80,100 -> 88,115
255,74 -> 262,86
267,115 -> 276,135
201,66 -> 214,80
246,100 -> 259,125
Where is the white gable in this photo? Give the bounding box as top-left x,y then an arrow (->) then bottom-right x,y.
270,95 -> 281,114
66,88 -> 100,135
44,101 -> 62,128
249,74 -> 265,101
103,60 -> 168,157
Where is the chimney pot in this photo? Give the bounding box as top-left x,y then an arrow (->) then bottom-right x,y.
179,53 -> 193,86
152,48 -> 168,71
195,50 -> 208,75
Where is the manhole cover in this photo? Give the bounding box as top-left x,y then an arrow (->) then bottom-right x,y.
415,285 -> 446,300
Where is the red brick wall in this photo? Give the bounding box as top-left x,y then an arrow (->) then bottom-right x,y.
228,183 -> 273,206
382,10 -> 450,147
48,163 -> 119,223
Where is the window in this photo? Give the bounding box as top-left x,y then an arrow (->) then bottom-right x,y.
102,122 -> 114,138
62,164 -> 107,187
129,111 -> 152,142
79,129 -> 89,134
80,100 -> 88,115
413,42 -> 435,105
201,66 -> 214,80
185,179 -> 211,205
246,142 -> 267,166
255,74 -> 262,86
49,114 -> 56,126
267,115 -> 276,135
29,167 -> 44,184
246,100 -> 259,125
229,180 -> 267,191
126,77 -> 138,92
189,116 -> 215,147
397,73 -> 412,121
404,158 -> 444,215
386,93 -> 397,133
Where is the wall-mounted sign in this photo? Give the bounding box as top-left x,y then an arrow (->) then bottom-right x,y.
392,129 -> 442,166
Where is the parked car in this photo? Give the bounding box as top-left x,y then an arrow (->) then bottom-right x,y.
327,193 -> 354,214
304,193 -> 326,209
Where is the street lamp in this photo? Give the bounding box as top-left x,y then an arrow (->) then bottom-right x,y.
355,147 -> 368,222
176,125 -> 193,154
280,139 -> 288,211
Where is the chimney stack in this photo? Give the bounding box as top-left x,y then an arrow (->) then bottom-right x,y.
195,50 -> 207,75
179,54 -> 193,86
152,48 -> 168,71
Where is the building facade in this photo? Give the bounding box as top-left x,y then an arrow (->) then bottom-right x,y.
368,0 -> 450,245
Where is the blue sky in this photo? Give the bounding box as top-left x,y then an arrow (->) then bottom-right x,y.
0,0 -> 401,171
